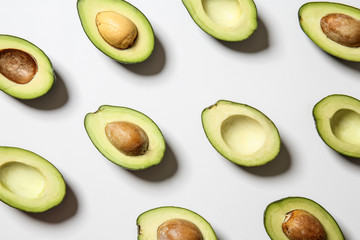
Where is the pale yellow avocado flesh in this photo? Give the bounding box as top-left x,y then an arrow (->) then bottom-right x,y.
0,147 -> 66,212
313,94 -> 360,158
182,0 -> 257,41
202,100 -> 280,167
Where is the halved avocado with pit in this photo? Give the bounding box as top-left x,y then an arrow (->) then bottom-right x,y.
84,105 -> 165,170
264,196 -> 344,240
0,146 -> 66,212
299,2 -> 360,62
313,94 -> 360,158
182,0 -> 257,41
201,100 -> 280,167
0,35 -> 55,99
77,0 -> 155,63
137,206 -> 217,240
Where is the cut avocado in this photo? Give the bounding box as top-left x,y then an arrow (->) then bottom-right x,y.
313,94 -> 360,158
0,35 -> 55,99
0,146 -> 66,212
299,2 -> 360,62
84,105 -> 165,170
77,0 -> 155,63
264,196 -> 344,240
182,0 -> 257,41
137,206 -> 217,240
201,100 -> 280,167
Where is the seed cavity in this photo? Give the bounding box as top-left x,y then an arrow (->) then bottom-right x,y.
157,218 -> 203,240
320,13 -> 360,47
105,121 -> 149,156
0,49 -> 38,84
282,209 -> 326,240
96,11 -> 138,49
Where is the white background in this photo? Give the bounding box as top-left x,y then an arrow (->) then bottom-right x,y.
0,0 -> 359,239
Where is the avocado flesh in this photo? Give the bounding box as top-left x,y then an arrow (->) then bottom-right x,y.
299,2 -> 360,62
77,0 -> 154,63
137,206 -> 217,240
313,94 -> 360,158
84,105 -> 166,170
264,196 -> 344,240
201,100 -> 280,167
0,147 -> 66,212
0,35 -> 55,99
182,0 -> 257,41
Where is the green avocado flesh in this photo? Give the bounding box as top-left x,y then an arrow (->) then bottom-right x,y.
313,94 -> 360,158
0,147 -> 66,212
77,0 -> 154,63
84,105 -> 165,170
137,206 -> 217,240
202,100 -> 280,167
264,196 -> 344,240
0,35 -> 55,99
299,2 -> 360,62
182,0 -> 257,41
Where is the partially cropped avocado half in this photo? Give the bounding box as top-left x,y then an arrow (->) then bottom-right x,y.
84,105 -> 165,170
77,0 -> 155,63
0,35 -> 55,99
201,100 -> 280,167
137,206 -> 217,240
0,146 -> 66,212
299,2 -> 360,62
264,196 -> 344,240
182,0 -> 257,41
313,94 -> 360,158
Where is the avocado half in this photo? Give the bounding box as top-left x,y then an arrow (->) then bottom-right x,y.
84,105 -> 165,170
299,2 -> 360,62
0,146 -> 66,212
264,196 -> 344,240
201,100 -> 280,167
77,0 -> 155,63
182,0 -> 257,41
0,35 -> 55,99
137,206 -> 217,240
313,94 -> 360,158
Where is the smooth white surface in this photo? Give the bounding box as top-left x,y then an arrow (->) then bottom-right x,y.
0,0 -> 359,239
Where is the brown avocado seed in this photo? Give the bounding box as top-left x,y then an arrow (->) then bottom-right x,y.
320,13 -> 360,47
96,11 -> 138,49
105,121 -> 149,156
157,218 -> 203,240
0,48 -> 38,84
282,209 -> 326,240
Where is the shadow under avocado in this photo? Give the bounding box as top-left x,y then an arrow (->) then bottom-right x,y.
120,34 -> 166,76
337,152 -> 360,167
241,142 -> 291,177
18,70 -> 69,110
330,54 -> 360,72
25,183 -> 78,223
218,17 -> 269,53
128,142 -> 178,182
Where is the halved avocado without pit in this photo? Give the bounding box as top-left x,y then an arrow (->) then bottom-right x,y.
313,94 -> 360,158
84,105 -> 165,170
77,0 -> 155,63
182,0 -> 257,41
0,146 -> 66,212
264,196 -> 344,240
0,35 -> 55,99
201,100 -> 280,167
137,206 -> 217,240
299,2 -> 360,62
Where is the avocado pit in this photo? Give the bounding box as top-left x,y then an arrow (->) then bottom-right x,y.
96,11 -> 138,49
0,49 -> 38,84
282,209 -> 326,240
157,218 -> 203,240
320,13 -> 360,47
105,121 -> 149,156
